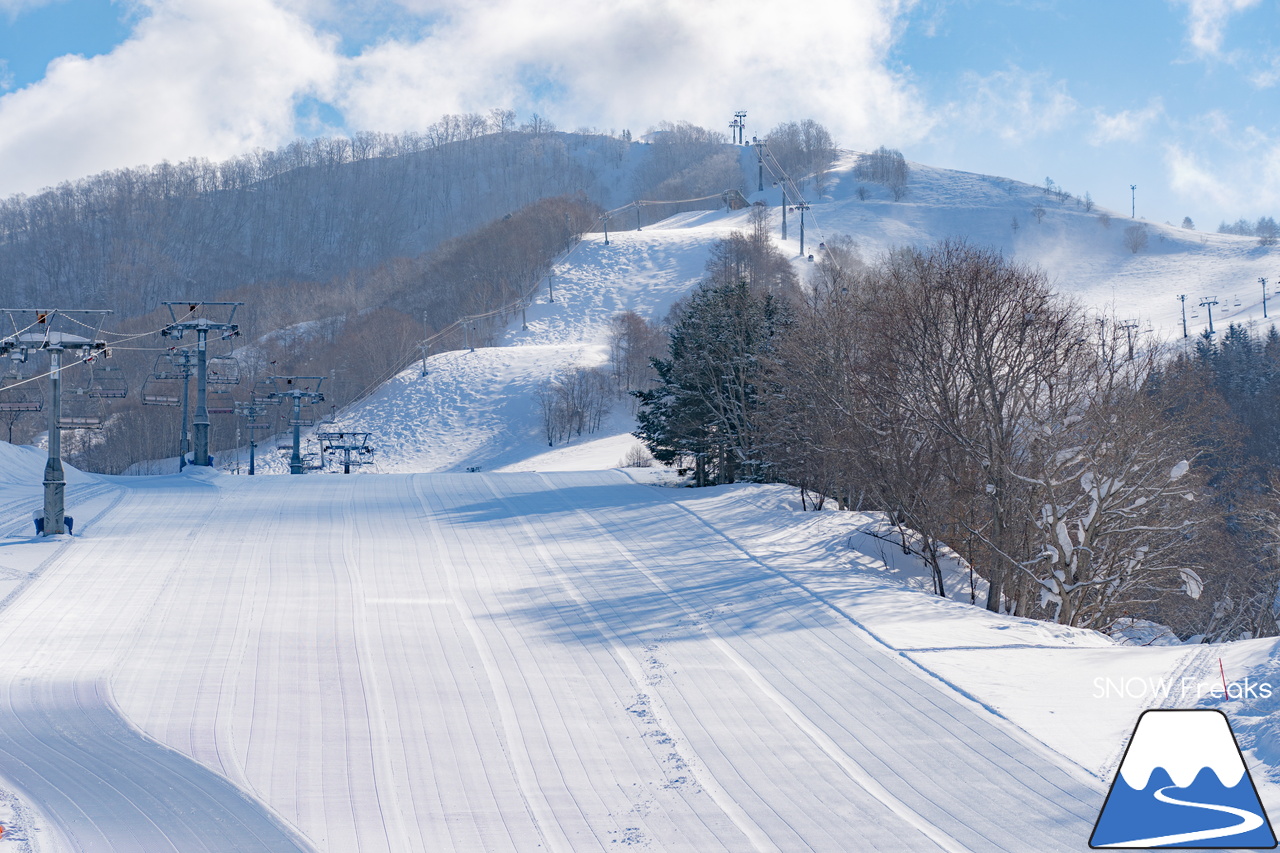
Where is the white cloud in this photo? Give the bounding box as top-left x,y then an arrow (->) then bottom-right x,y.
1165,144 -> 1232,209
1165,136 -> 1280,218
0,0 -> 931,196
1090,100 -> 1165,146
1247,54 -> 1280,88
1169,0 -> 1261,58
0,0 -> 338,195
954,67 -> 1078,144
332,0 -> 932,149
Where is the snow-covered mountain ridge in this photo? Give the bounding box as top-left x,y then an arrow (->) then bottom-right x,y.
243,149 -> 1275,477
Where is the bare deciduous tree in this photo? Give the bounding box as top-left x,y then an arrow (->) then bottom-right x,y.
1124,224 -> 1149,253
608,311 -> 665,405
854,147 -> 909,199
537,367 -> 612,445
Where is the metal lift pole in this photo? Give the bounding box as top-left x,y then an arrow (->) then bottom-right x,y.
43,346 -> 65,535
194,326 -> 210,466
180,368 -> 190,470
290,397 -> 304,475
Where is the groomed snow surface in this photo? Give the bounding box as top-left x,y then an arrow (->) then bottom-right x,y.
2,465 -> 1275,852
3,154 -> 1280,850
0,468 -> 1123,851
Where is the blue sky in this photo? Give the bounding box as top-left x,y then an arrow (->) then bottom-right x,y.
0,0 -> 1276,228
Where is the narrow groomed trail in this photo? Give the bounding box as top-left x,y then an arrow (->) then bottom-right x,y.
0,471 -> 1102,851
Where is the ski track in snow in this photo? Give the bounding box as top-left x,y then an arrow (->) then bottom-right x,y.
0,478 -> 314,852
0,469 -> 1114,851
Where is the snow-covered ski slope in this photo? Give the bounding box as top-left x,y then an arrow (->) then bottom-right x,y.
806,152 -> 1278,339
3,152 -> 1280,851
3,456 -> 1275,852
0,459 -> 1170,852
240,150 -> 1280,476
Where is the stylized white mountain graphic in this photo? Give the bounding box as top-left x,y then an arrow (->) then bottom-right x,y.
1092,710 -> 1277,849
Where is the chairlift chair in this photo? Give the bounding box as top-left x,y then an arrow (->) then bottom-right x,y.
89,364 -> 128,399
251,378 -> 281,405
57,414 -> 104,429
207,355 -> 240,385
141,377 -> 182,406
0,372 -> 42,412
151,353 -> 187,381
206,390 -> 236,415
303,441 -> 325,470
58,386 -> 104,429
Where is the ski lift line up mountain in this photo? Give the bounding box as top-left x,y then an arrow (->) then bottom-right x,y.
343,182 -> 772,418
600,188 -> 751,220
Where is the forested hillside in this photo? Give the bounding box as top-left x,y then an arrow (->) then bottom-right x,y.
0,115 -> 749,472
0,118 -> 740,314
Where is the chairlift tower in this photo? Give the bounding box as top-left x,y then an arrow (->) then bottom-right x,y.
150,349 -> 197,469
233,401 -> 274,475
1119,320 -> 1140,360
317,431 -> 374,474
268,376 -> 325,474
160,302 -> 242,468
0,309 -> 110,535
1200,297 -> 1220,335
773,181 -> 788,240
792,201 -> 811,256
